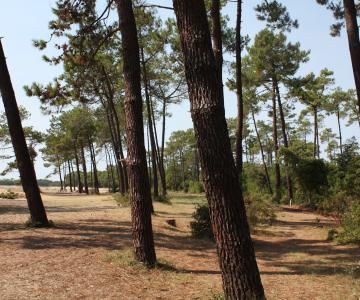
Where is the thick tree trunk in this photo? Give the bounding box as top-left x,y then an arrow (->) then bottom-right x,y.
80,144 -> 89,194
116,0 -> 156,267
140,46 -> 159,198
272,82 -> 281,202
172,1 -> 265,299
211,0 -> 223,86
235,0 -> 244,177
252,109 -> 273,195
0,41 -> 49,226
274,79 -> 293,201
343,0 -> 360,117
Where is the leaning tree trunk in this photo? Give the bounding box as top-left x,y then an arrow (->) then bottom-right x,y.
0,40 -> 49,226
150,97 -> 167,196
172,1 -> 265,299
343,0 -> 360,118
235,0 -> 244,177
116,0 -> 156,267
251,108 -> 273,195
272,82 -> 281,203
274,78 -> 293,201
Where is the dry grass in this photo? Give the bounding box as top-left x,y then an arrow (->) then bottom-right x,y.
0,188 -> 359,299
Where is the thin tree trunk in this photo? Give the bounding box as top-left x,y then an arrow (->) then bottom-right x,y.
272,82 -> 281,202
80,144 -> 89,194
274,78 -> 293,201
337,110 -> 343,154
172,1 -> 265,298
67,161 -> 73,192
71,160 -> 76,190
88,138 -> 99,194
0,40 -> 49,226
313,109 -> 317,158
343,0 -> 360,117
74,143 -> 83,193
58,164 -> 64,191
116,0 -> 156,267
150,97 -> 167,196
235,0 -> 244,177
252,109 -> 273,195
140,45 -> 159,198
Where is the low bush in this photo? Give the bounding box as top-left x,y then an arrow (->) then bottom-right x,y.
190,203 -> 213,240
187,180 -> 204,194
245,193 -> 276,229
154,194 -> 171,204
0,190 -> 17,199
319,192 -> 352,218
113,193 -> 130,207
190,194 -> 276,240
337,201 -> 360,244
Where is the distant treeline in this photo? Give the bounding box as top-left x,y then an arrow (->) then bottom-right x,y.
0,179 -> 60,187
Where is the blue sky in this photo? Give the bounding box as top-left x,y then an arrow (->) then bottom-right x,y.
0,0 -> 358,179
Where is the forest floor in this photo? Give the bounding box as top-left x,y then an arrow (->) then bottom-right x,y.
0,187 -> 359,300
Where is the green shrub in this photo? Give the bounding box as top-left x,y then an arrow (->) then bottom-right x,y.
187,180 -> 204,194
338,202 -> 360,244
190,194 -> 276,240
245,193 -> 276,229
113,193 -> 130,207
154,194 -> 171,204
319,192 -> 352,217
0,190 -> 17,199
190,203 -> 213,240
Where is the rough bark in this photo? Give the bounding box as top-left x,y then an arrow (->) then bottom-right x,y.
235,0 -> 244,177
172,1 -> 265,298
116,0 -> 156,267
343,0 -> 360,117
211,0 -> 223,86
0,40 -> 49,226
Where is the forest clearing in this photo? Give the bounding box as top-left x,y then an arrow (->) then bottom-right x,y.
1,0 -> 360,299
0,188 -> 359,300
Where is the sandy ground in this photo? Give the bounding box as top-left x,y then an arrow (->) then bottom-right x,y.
0,189 -> 359,300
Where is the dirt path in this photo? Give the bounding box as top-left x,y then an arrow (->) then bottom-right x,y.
0,192 -> 359,299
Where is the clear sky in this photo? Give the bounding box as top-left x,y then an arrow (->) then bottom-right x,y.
0,0 -> 359,180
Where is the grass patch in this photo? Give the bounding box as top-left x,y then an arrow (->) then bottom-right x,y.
113,193 -> 130,207
103,249 -> 179,273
